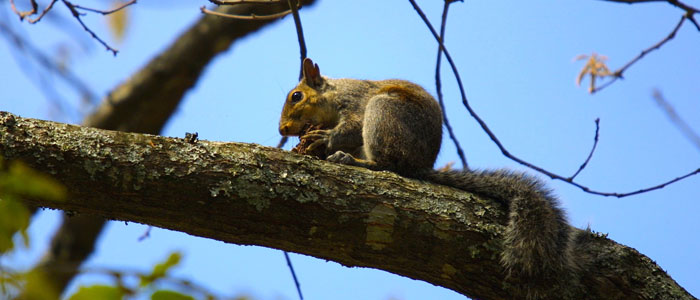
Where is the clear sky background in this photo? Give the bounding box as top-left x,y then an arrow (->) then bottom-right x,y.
1,0 -> 699,299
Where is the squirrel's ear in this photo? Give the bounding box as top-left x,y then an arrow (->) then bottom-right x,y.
302,58 -> 323,88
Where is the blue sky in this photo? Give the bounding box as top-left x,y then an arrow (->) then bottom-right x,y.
1,0 -> 699,299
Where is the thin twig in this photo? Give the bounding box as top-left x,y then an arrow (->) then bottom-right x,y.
600,0 -> 699,14
569,118 -> 601,180
283,251 -> 304,300
592,15 -> 686,93
408,0 -> 700,197
9,0 -> 39,20
137,226 -> 152,241
61,0 -> 118,56
277,0 -> 306,148
288,0 -> 307,79
201,6 -> 292,20
280,3 -> 306,295
434,0 -> 467,169
578,168 -> 700,197
277,136 -> 289,148
26,0 -> 59,24
687,12 -> 700,31
73,0 -> 137,15
652,90 -> 700,151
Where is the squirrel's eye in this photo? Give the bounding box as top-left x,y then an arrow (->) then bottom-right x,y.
290,91 -> 303,103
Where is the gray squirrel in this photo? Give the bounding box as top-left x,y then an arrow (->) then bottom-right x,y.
279,58 -> 586,298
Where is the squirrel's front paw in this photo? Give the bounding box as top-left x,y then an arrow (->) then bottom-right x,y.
327,151 -> 357,165
302,129 -> 330,153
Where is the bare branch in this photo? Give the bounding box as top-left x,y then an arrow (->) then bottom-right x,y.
61,0 -> 119,56
275,0 -> 308,148
11,0 -> 135,55
288,0 -> 307,79
281,3 -> 307,296
569,118 -> 601,180
592,15 -> 686,93
26,0 -> 59,24
9,0 -> 39,20
687,13 -> 700,30
599,0 -> 699,14
408,0 -> 700,197
72,0 -> 137,15
653,90 -> 700,151
435,0 -> 468,169
283,251 -> 304,300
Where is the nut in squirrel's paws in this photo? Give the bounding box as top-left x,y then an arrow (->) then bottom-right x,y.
327,151 -> 356,164
291,123 -> 327,159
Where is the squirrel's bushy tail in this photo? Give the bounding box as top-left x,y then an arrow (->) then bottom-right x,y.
423,169 -> 579,296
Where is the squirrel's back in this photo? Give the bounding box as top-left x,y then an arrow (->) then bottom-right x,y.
360,79 -> 443,175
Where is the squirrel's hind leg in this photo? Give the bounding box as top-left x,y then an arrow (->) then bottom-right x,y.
360,92 -> 442,175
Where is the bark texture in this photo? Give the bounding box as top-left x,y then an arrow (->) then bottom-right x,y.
0,111 -> 695,300
31,1 -> 318,295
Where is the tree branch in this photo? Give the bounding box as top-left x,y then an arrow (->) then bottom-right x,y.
28,0 -> 319,296
408,0 -> 700,198
0,111 -> 693,300
84,0 -> 317,133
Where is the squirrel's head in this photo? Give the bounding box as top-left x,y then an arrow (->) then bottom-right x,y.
279,58 -> 338,136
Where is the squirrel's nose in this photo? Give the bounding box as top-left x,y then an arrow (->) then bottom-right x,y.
279,124 -> 288,136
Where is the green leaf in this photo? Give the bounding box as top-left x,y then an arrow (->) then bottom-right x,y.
151,290 -> 195,300
68,285 -> 124,300
140,252 -> 182,287
21,270 -> 60,300
0,158 -> 66,253
0,197 -> 31,253
0,160 -> 66,202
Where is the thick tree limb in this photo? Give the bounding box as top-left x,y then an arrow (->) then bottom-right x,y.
29,1 -> 319,296
85,0 -> 317,133
0,111 -> 694,300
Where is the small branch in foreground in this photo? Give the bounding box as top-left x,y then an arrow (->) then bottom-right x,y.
408,0 -> 700,197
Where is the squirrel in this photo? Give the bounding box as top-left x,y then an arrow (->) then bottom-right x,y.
279,58 -> 587,298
